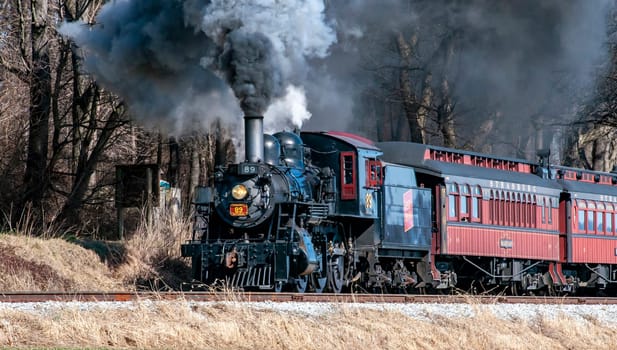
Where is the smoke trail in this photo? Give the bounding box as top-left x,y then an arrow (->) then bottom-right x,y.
59,0 -> 336,133
59,0 -> 612,154
215,31 -> 282,116
194,0 -> 336,120
304,0 -> 614,154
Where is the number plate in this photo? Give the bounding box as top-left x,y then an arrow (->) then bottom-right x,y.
229,203 -> 248,217
238,164 -> 258,175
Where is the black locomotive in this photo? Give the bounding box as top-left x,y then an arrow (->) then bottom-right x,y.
181,115 -> 433,293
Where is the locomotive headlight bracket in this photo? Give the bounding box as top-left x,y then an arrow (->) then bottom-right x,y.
231,184 -> 249,200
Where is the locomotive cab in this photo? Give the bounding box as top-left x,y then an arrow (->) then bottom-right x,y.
301,131 -> 382,217
302,131 -> 434,292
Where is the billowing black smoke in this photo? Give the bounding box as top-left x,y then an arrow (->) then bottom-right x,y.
59,0 -> 336,133
217,31 -> 282,116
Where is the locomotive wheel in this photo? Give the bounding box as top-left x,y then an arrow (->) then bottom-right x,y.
310,248 -> 327,293
328,255 -> 345,293
311,273 -> 327,293
295,275 -> 308,293
510,283 -> 519,296
274,281 -> 284,293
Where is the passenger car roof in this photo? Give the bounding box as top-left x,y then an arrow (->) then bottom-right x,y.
377,141 -> 561,190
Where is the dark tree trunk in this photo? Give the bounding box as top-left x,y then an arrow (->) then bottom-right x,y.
436,35 -> 457,148
417,73 -> 433,143
56,107 -> 125,227
22,0 -> 50,217
396,32 -> 424,144
188,145 -> 200,206
168,136 -> 180,187
438,79 -> 456,147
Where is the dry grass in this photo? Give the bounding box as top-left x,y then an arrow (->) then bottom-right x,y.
114,212 -> 193,290
0,209 -> 192,292
0,235 -> 122,291
0,301 -> 615,349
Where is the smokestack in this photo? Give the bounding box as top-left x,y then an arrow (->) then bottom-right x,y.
244,115 -> 264,163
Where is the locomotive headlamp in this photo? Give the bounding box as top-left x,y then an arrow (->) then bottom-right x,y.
231,184 -> 248,200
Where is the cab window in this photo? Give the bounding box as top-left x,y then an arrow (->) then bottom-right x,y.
340,152 -> 356,200
365,159 -> 382,188
607,204 -> 614,235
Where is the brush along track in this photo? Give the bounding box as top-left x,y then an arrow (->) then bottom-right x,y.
0,292 -> 617,304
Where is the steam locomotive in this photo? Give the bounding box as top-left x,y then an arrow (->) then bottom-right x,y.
181,115 -> 617,295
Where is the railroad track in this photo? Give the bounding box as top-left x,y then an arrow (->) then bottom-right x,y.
1,292 -> 617,304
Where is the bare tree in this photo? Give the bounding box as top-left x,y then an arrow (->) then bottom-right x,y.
350,0 -> 611,158
433,31 -> 458,148
0,0 -> 132,232
21,0 -> 51,220
182,120 -> 235,210
396,31 -> 425,143
561,8 -> 617,171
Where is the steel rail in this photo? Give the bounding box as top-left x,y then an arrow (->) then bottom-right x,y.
0,292 -> 616,304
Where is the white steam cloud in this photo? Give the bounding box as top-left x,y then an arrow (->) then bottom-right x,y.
264,85 -> 312,133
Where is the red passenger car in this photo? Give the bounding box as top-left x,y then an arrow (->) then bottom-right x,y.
379,142 -> 572,294
554,166 -> 617,292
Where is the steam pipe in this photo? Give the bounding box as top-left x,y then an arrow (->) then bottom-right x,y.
244,115 -> 264,163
